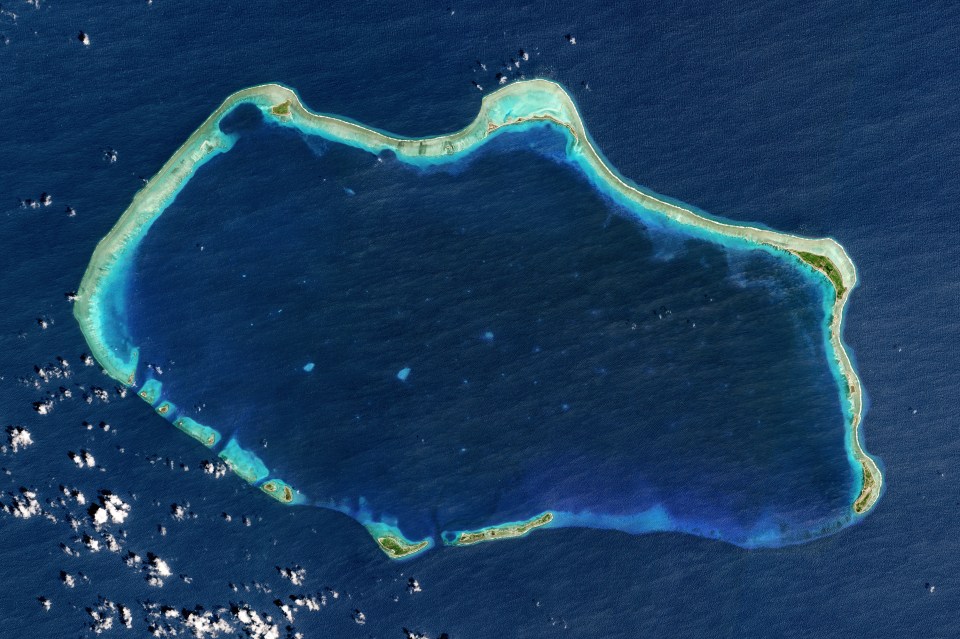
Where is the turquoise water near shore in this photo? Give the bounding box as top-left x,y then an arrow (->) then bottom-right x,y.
118,112 -> 856,548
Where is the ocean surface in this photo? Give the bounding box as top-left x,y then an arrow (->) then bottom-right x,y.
2,1 -> 958,637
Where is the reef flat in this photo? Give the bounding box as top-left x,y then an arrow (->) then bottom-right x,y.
74,79 -> 881,558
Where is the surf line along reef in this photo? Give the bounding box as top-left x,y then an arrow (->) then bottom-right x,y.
73,79 -> 882,559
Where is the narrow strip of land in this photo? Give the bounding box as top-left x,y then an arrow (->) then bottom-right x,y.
445,512 -> 554,546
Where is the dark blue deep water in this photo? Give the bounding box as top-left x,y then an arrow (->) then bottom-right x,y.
2,1 -> 958,637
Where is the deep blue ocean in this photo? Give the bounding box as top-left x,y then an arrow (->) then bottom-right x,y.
2,1 -> 958,637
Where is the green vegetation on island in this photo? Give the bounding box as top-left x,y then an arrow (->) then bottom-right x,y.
375,535 -> 431,559
270,100 -> 291,116
260,478 -> 298,504
137,379 -> 163,405
446,512 -> 554,546
173,416 -> 222,448
363,522 -> 433,559
853,457 -> 880,514
155,400 -> 175,416
794,251 -> 846,299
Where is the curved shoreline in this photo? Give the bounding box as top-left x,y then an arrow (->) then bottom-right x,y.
73,79 -> 882,558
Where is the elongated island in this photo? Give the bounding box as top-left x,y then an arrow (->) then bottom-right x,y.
74,79 -> 882,559
443,513 -> 555,546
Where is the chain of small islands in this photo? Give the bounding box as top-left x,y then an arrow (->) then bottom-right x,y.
73,79 -> 882,559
